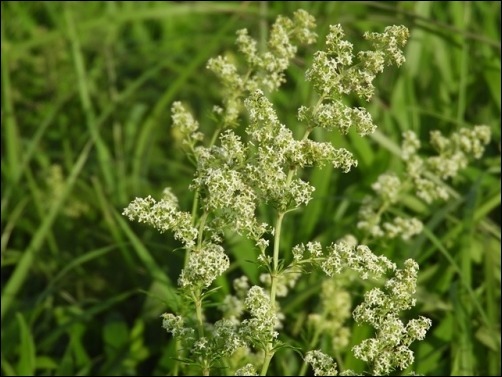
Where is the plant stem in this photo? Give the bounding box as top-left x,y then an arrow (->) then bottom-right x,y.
193,288 -> 205,338
197,211 -> 209,248
173,338 -> 180,376
260,347 -> 275,376
193,288 -> 211,376
201,360 -> 211,376
259,210 -> 285,376
270,211 -> 285,309
261,127 -> 314,375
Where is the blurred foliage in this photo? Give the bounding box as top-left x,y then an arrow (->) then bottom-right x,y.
1,2 -> 500,375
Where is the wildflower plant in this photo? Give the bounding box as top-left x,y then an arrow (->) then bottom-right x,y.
357,126 -> 491,243
123,9 -> 491,376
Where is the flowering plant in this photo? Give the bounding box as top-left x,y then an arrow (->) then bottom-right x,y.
123,9 -> 490,376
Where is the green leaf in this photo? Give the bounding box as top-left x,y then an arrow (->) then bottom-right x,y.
16,312 -> 36,376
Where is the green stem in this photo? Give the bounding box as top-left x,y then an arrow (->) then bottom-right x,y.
197,212 -> 209,248
201,360 -> 211,376
258,210 -> 285,376
261,127 -> 314,375
173,338 -> 180,376
193,288 -> 211,376
270,211 -> 285,308
191,186 -> 201,225
260,347 -> 275,376
193,288 -> 205,338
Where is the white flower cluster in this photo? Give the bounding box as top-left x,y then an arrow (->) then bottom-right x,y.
358,125 -> 490,241
239,286 -> 279,347
244,90 -> 356,206
235,363 -> 258,376
208,9 -> 317,127
363,25 -> 409,67
236,10 -> 317,92
210,319 -> 246,357
382,217 -> 424,241
161,312 -> 196,342
219,276 -> 250,324
305,24 -> 409,102
171,101 -> 204,150
292,240 -> 322,261
298,102 -> 377,136
293,240 -> 431,374
357,173 -> 423,241
308,279 -> 352,349
323,242 -> 397,280
295,23 -> 409,161
191,89 -> 358,239
162,313 -> 245,365
123,9 -> 437,376
352,259 -> 432,375
293,239 -> 396,280
409,125 -> 491,202
371,173 -> 401,203
304,350 -> 339,376
178,243 -> 230,289
122,187 -> 198,247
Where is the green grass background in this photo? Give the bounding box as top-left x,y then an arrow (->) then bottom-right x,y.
1,1 -> 500,375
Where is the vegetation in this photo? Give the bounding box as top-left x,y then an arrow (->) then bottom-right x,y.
1,2 -> 500,376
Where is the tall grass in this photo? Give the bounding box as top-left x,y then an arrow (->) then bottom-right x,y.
2,2 -> 500,375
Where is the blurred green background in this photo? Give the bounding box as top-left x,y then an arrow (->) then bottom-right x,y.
1,1 -> 500,376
